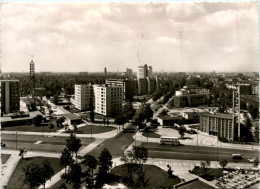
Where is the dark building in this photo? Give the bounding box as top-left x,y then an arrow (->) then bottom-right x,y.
1,80 -> 20,114
174,94 -> 209,108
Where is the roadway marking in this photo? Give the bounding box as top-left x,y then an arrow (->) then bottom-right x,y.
34,141 -> 42,144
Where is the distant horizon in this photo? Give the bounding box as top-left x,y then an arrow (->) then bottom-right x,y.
1,2 -> 258,72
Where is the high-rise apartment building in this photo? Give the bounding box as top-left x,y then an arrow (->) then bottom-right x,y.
74,84 -> 94,111
30,60 -> 35,92
94,84 -> 123,116
126,68 -> 133,77
200,113 -> 235,141
1,80 -> 20,114
148,66 -> 153,77
138,64 -> 148,79
105,79 -> 134,100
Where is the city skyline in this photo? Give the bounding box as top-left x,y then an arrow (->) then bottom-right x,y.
1,2 -> 258,73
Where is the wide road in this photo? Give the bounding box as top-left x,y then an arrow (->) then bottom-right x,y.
1,133 -> 95,153
88,132 -> 135,157
141,142 -> 259,163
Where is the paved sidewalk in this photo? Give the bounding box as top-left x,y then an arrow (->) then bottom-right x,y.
2,128 -> 118,139
78,139 -> 104,156
134,131 -> 260,151
1,154 -> 21,187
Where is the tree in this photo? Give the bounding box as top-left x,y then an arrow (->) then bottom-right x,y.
60,148 -> 73,173
200,161 -> 208,175
95,148 -> 113,188
253,158 -> 259,167
23,160 -> 54,189
121,146 -> 150,188
40,159 -> 55,189
82,155 -> 98,189
178,126 -> 186,138
73,123 -> 78,133
49,122 -> 54,132
19,148 -> 27,159
61,162 -> 83,189
23,163 -> 43,189
219,159 -> 228,170
53,93 -> 59,105
56,116 -> 65,128
66,134 -> 82,160
33,114 -> 43,126
115,115 -> 128,130
90,110 -> 95,123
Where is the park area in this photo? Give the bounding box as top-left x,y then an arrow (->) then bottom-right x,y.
1,122 -> 60,133
65,125 -> 116,134
108,164 -> 181,188
1,154 -> 11,164
7,157 -> 64,189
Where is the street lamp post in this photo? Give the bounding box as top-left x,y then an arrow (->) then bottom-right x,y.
197,127 -> 199,146
217,137 -> 219,161
91,124 -> 92,139
16,131 -> 17,150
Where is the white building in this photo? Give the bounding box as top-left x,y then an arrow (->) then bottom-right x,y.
74,84 -> 94,111
138,64 -> 148,79
94,84 -> 123,116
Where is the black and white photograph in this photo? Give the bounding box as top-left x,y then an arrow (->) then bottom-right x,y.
0,1 -> 259,189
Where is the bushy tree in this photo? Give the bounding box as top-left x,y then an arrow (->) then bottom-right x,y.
178,126 -> 186,138
82,155 -> 98,189
23,160 -> 54,189
66,134 -> 82,159
219,159 -> 228,170
33,114 -> 43,126
95,148 -> 113,188
121,146 -> 150,188
61,163 -> 83,189
60,148 -> 73,173
253,158 -> 259,167
49,122 -> 55,132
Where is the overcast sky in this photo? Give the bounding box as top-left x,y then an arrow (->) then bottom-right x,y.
1,2 -> 258,73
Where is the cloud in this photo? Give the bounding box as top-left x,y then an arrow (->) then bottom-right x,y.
0,2 -> 258,73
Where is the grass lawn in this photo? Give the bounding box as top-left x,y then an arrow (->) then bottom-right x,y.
192,167 -> 227,181
2,123 -> 60,133
65,125 -> 116,134
1,154 -> 11,164
7,157 -> 64,189
142,129 -> 161,138
109,164 -> 181,189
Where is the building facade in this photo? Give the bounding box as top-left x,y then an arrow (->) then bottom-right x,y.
94,84 -> 123,116
1,80 -> 20,114
200,113 -> 235,141
74,84 -> 94,111
138,64 -> 148,79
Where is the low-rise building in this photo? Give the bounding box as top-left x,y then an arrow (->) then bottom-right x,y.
63,113 -> 82,125
157,115 -> 181,126
200,112 -> 235,141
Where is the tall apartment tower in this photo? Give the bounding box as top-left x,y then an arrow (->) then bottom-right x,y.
104,67 -> 107,76
93,84 -> 123,116
30,60 -> 35,92
148,66 -> 153,77
1,80 -> 20,114
138,64 -> 148,79
74,84 -> 94,111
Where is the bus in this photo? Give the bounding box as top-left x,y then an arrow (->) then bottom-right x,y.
232,154 -> 243,159
159,136 -> 180,145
